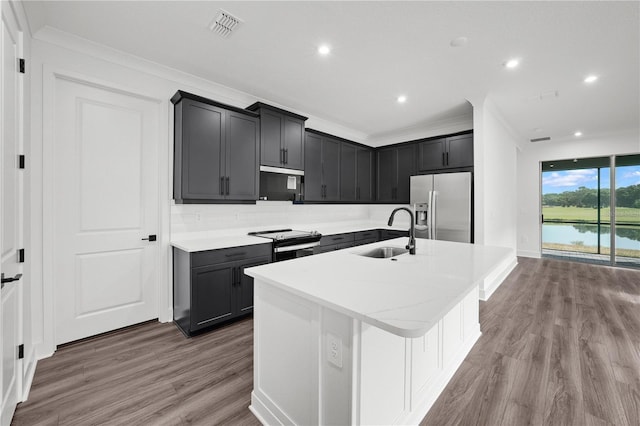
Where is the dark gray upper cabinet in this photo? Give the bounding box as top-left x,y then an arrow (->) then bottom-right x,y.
356,148 -> 374,202
304,133 -> 323,201
304,131 -> 340,201
246,102 -> 307,170
445,134 -> 474,169
323,139 -> 341,201
397,144 -> 416,202
418,133 -> 473,172
377,144 -> 416,203
377,147 -> 396,202
340,143 -> 357,201
172,91 -> 259,204
226,112 -> 261,200
341,143 -> 374,202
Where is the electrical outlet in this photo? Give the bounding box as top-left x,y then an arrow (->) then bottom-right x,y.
327,333 -> 342,368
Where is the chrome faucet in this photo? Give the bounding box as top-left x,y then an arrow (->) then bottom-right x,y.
387,207 -> 416,255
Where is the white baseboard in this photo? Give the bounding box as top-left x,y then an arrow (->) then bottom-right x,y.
517,249 -> 541,258
250,391 -> 287,426
480,257 -> 518,301
159,307 -> 173,323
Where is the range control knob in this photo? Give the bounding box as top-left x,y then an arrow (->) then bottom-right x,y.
310,230 -> 319,236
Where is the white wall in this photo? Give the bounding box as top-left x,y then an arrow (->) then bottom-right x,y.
472,98 -> 520,250
516,129 -> 640,257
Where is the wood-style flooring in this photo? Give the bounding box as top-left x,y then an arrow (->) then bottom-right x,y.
12,257 -> 640,425
422,257 -> 640,426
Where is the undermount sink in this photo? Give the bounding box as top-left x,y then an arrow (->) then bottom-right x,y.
358,246 -> 409,259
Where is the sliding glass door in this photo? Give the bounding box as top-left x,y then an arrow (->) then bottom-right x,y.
613,154 -> 640,266
541,155 -> 639,268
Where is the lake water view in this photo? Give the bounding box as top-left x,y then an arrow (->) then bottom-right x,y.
542,223 -> 640,251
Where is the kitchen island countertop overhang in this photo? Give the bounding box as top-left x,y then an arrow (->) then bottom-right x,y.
245,237 -> 515,338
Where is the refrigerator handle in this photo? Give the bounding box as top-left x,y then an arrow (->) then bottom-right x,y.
429,190 -> 438,240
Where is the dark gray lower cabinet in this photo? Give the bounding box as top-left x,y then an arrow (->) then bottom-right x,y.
173,244 -> 271,336
379,229 -> 409,241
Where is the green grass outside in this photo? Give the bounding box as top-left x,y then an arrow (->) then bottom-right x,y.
542,206 -> 640,224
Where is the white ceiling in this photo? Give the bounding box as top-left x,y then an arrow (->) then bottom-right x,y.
23,1 -> 640,146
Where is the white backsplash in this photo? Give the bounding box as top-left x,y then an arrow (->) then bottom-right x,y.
171,202 -> 410,235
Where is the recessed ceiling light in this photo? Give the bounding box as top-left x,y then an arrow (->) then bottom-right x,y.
504,59 -> 520,69
549,164 -> 554,168
574,131 -> 583,137
573,159 -> 578,163
450,37 -> 468,47
318,44 -> 331,56
584,75 -> 598,84
397,95 -> 407,103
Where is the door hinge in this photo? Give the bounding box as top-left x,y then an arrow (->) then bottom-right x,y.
18,344 -> 24,359
18,248 -> 25,263
18,58 -> 25,74
19,155 -> 25,169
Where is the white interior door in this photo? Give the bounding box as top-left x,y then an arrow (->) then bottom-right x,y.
53,76 -> 160,345
0,4 -> 22,425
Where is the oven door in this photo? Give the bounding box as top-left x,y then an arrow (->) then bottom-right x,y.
273,242 -> 319,262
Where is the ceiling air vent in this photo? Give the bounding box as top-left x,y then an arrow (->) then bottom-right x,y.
530,137 -> 551,143
208,9 -> 242,38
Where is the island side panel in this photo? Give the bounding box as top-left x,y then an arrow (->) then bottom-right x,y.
251,280 -> 320,425
356,285 -> 482,425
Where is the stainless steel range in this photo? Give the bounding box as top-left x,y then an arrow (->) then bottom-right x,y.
249,229 -> 322,262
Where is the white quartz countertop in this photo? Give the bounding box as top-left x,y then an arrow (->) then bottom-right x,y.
170,220 -> 408,252
170,235 -> 271,252
245,238 -> 514,338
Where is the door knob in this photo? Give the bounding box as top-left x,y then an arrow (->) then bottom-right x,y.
142,235 -> 157,241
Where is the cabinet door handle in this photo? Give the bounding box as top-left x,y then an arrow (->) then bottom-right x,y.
225,251 -> 247,258
220,176 -> 225,195
225,176 -> 230,195
284,148 -> 288,164
446,152 -> 449,165
281,148 -> 285,164
442,152 -> 445,166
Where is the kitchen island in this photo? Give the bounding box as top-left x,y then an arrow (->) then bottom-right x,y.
245,238 -> 515,425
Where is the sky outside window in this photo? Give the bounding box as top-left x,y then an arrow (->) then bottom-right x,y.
542,167 -> 640,194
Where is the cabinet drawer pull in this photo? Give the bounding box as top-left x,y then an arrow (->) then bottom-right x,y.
225,251 -> 247,258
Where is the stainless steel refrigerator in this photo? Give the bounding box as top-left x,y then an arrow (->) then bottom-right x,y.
410,172 -> 472,243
